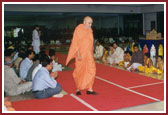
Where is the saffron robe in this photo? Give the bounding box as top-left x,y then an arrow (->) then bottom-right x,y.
66,24 -> 96,90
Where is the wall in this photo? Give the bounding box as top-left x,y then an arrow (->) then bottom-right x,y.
4,4 -> 141,13
143,12 -> 157,35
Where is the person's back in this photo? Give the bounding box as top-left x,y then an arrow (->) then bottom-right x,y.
19,50 -> 35,80
14,57 -> 23,70
19,57 -> 33,79
32,64 -> 42,80
26,54 -> 40,81
4,65 -> 19,95
4,65 -> 32,96
26,60 -> 40,81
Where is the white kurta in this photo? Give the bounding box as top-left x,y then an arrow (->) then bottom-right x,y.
32,29 -> 40,54
107,51 -> 116,64
94,45 -> 104,59
113,47 -> 124,64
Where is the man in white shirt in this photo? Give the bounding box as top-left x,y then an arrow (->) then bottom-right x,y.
32,25 -> 40,54
112,42 -> 124,65
107,44 -> 116,64
19,50 -> 35,80
94,40 -> 104,60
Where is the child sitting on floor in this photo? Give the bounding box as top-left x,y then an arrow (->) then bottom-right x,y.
153,56 -> 164,75
119,51 -> 132,68
138,53 -> 154,73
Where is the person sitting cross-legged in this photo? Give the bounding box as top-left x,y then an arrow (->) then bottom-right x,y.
32,58 -> 63,99
4,57 -> 32,96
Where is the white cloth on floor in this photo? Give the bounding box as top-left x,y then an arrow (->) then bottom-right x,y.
52,60 -> 63,72
52,93 -> 64,98
127,63 -> 142,71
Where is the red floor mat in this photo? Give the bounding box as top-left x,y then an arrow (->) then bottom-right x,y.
12,95 -> 92,111
13,70 -> 163,111
130,83 -> 164,101
58,71 -> 161,111
96,63 -> 164,88
74,79 -> 157,111
57,71 -> 76,93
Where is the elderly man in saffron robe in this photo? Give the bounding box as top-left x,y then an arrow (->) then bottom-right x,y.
66,16 -> 98,95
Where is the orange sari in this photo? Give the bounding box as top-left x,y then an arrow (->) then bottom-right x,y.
66,24 -> 96,90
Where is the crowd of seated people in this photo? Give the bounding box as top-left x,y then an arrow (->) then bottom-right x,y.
94,42 -> 164,75
4,42 -> 64,100
4,37 -> 164,105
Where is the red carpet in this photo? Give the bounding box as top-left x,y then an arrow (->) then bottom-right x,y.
12,95 -> 92,111
96,63 -> 164,88
57,71 -> 76,93
57,70 -> 164,111
12,52 -> 164,111
12,70 -> 164,111
77,79 -> 157,111
131,83 -> 164,101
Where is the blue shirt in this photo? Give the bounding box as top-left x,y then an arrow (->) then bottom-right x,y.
19,57 -> 33,79
32,67 -> 57,91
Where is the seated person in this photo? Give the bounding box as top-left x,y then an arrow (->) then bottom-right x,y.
107,44 -> 116,64
153,56 -> 164,75
138,53 -> 154,73
14,48 -> 26,72
19,50 -> 35,80
26,54 -> 40,81
32,58 -> 63,99
126,44 -> 144,71
111,42 -> 124,66
94,40 -> 104,60
119,51 -> 132,68
119,51 -> 127,67
49,49 -> 63,72
4,49 -> 15,66
125,51 -> 132,68
101,47 -> 109,64
32,52 -> 48,80
4,58 -> 32,96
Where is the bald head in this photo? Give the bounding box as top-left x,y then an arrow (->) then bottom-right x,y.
83,16 -> 93,29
